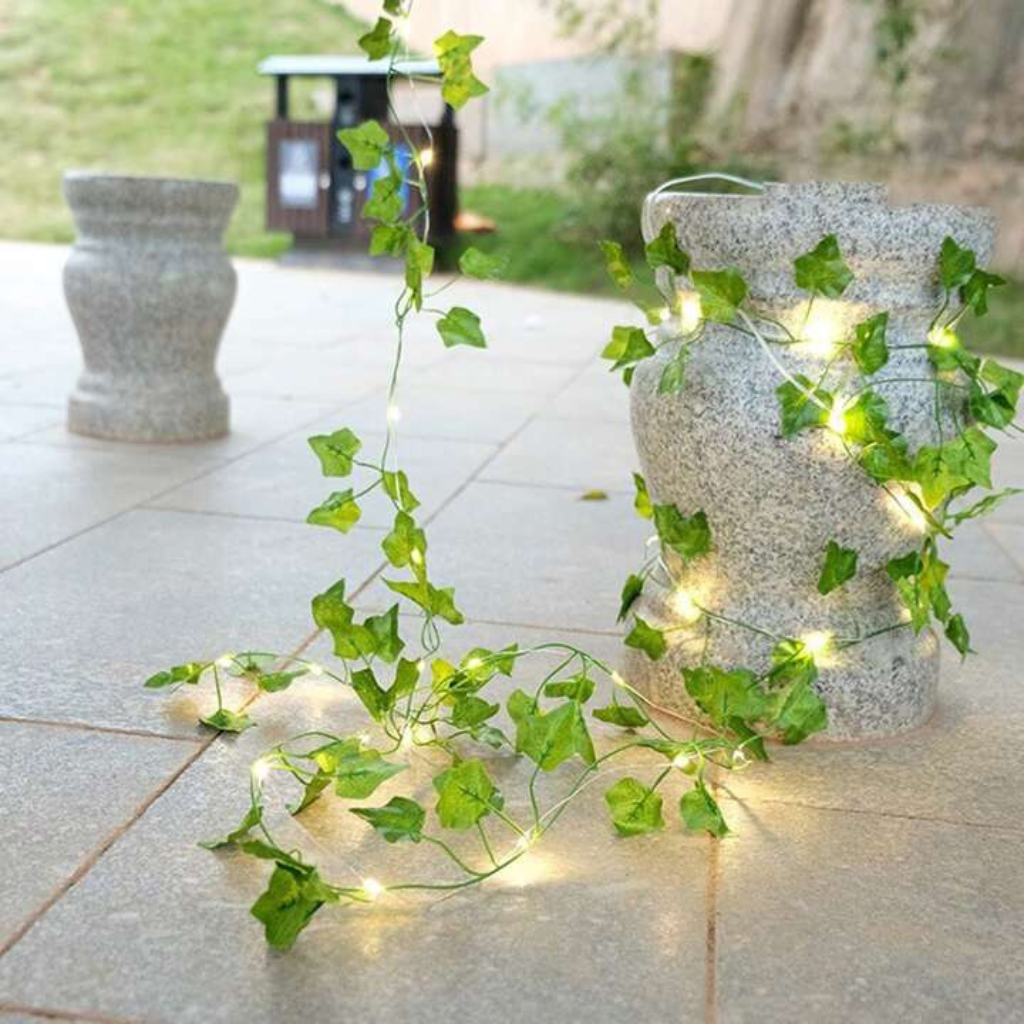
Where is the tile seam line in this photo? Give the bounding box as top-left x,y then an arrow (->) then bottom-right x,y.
0,1001 -> 139,1024
703,771 -> 722,1024
0,715 -> 204,745
0,738 -> 211,961
0,397 -> 359,577
719,792 -> 1024,834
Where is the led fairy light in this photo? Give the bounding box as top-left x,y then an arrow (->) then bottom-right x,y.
386,402 -> 402,426
827,396 -> 848,436
731,749 -> 750,769
215,653 -> 234,669
251,758 -> 271,784
419,147 -> 434,168
888,485 -> 929,532
798,299 -> 844,357
672,751 -> 696,772
610,670 -> 627,689
307,661 -> 324,676
928,325 -> 958,349
361,877 -> 385,901
677,293 -> 703,334
669,586 -> 703,624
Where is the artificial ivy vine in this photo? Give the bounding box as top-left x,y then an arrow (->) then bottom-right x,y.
143,1 -> 1020,950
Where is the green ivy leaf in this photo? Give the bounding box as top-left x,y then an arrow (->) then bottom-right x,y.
945,613 -> 972,657
680,780 -> 729,837
199,803 -> 263,850
601,325 -> 654,373
434,759 -> 500,829
544,673 -> 595,702
363,164 -> 403,223
251,862 -> 336,950
842,390 -> 890,446
604,777 -> 664,837
508,691 -> 594,769
624,615 -> 667,660
433,30 -> 488,109
382,511 -> 427,573
351,795 -> 425,843
308,428 -> 362,477
382,469 -> 420,513
592,702 -> 649,729
144,661 -> 206,689
338,119 -> 390,170
369,222 -> 412,258
618,572 -> 644,622
256,668 -> 308,693
200,707 -> 255,733
658,346 -> 689,394
683,665 -> 768,729
633,472 -> 654,519
938,236 -> 976,291
691,268 -> 748,323
793,234 -> 853,298
357,17 -> 394,60
406,237 -> 435,311
817,540 -> 859,595
459,246 -> 507,279
852,312 -> 889,375
768,638 -> 818,689
775,376 -> 832,436
645,222 -> 690,275
450,694 -> 500,728
961,268 -> 1005,316
600,240 -> 633,290
437,306 -> 486,348
913,427 -> 995,508
949,487 -> 1022,526
332,746 -> 406,799
306,489 -> 361,532
384,578 -> 465,624
767,675 -> 828,744
653,504 -> 711,561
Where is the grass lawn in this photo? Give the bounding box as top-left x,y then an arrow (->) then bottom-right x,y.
0,0 -> 364,257
462,184 -> 1024,360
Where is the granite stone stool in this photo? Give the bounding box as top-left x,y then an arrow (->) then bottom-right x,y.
63,172 -> 238,442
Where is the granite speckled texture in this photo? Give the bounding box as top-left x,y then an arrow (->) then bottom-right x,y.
626,181 -> 995,739
63,172 -> 238,441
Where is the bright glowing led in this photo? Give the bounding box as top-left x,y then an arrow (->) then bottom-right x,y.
419,147 -> 435,168
731,749 -> 750,769
215,654 -> 234,669
889,485 -> 929,532
415,659 -> 426,673
251,758 -> 271,783
356,730 -> 372,745
513,828 -> 539,854
361,877 -> 385,901
610,670 -> 627,688
307,662 -> 324,676
827,397 -> 848,436
657,306 -> 672,323
678,294 -> 702,334
410,549 -> 424,567
669,587 -> 702,624
672,752 -> 695,771
928,326 -> 958,349
800,301 -> 843,357
800,631 -> 833,659
386,402 -> 402,426
465,656 -> 484,671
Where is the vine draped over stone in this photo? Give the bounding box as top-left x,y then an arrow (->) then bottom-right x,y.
141,0 -> 1020,950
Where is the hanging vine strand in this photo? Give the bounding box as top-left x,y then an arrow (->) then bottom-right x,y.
142,1 -> 1020,950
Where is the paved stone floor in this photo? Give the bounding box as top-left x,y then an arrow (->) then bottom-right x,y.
1,240 -> 1022,1023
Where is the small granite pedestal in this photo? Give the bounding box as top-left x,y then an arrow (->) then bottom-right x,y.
63,172 -> 239,442
626,182 -> 995,739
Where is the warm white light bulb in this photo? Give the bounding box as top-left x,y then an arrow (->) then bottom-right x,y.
678,294 -> 702,334
386,403 -> 402,426
361,877 -> 385,901
731,749 -> 750,769
356,730 -> 371,745
419,147 -> 435,168
307,661 -> 324,676
251,758 -> 271,783
657,306 -> 672,323
215,654 -> 234,669
465,656 -> 484,671
611,670 -> 627,688
415,659 -> 426,673
800,631 -> 833,658
800,301 -> 842,357
513,828 -> 538,854
669,587 -> 702,624
672,752 -> 695,771
410,549 -> 424,567
928,326 -> 958,350
889,485 -> 928,532
828,397 -> 848,436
